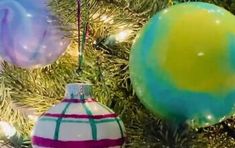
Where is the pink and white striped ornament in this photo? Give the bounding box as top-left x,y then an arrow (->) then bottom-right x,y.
31,83 -> 126,148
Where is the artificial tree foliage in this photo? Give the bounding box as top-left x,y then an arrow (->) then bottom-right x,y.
1,0 -> 235,147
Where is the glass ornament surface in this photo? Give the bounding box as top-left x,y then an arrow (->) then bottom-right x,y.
129,2 -> 235,127
32,83 -> 126,148
0,0 -> 70,68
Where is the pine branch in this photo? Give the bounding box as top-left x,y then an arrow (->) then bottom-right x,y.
1,0 -> 235,147
0,79 -> 32,136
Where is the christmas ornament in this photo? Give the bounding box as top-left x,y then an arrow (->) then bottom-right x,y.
0,0 -> 70,68
32,83 -> 126,148
130,2 -> 235,127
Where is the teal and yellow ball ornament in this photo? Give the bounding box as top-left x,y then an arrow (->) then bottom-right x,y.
130,2 -> 235,128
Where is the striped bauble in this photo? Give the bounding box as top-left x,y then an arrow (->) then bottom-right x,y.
32,83 -> 126,148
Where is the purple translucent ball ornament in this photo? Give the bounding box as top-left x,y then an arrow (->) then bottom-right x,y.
0,0 -> 70,68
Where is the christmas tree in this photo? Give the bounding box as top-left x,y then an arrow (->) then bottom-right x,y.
1,0 -> 235,147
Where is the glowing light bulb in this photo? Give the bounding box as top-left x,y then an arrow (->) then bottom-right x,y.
0,121 -> 16,138
115,30 -> 132,42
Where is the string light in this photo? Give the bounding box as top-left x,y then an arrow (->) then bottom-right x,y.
103,29 -> 132,45
114,30 -> 132,42
0,121 -> 16,139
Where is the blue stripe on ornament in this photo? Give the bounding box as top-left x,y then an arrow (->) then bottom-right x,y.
54,102 -> 71,140
97,102 -> 125,139
81,97 -> 97,140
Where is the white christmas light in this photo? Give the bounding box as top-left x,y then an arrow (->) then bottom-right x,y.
115,30 -> 132,42
0,121 -> 16,139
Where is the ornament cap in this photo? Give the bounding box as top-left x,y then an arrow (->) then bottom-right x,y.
65,83 -> 92,99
